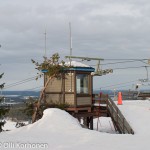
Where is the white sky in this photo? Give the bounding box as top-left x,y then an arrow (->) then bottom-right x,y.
0,0 -> 150,91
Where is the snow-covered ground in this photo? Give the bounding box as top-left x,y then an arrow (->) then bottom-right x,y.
0,100 -> 150,150
3,120 -> 28,131
93,117 -> 116,134
117,100 -> 150,134
3,120 -> 17,131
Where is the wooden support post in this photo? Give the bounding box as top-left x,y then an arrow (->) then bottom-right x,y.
92,94 -> 95,105
90,116 -> 93,130
86,117 -> 90,128
83,117 -> 87,128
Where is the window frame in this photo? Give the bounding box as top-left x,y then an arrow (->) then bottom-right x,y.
76,72 -> 90,96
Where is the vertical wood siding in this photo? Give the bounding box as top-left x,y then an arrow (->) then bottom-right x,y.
46,94 -> 63,103
65,73 -> 74,92
45,77 -> 63,92
77,97 -> 91,105
65,94 -> 75,105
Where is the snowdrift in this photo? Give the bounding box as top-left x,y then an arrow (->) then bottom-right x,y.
1,103 -> 150,150
27,108 -> 82,132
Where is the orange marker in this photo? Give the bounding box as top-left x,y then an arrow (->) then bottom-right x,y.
117,92 -> 122,105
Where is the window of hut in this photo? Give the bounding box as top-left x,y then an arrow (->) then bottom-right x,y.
76,74 -> 89,94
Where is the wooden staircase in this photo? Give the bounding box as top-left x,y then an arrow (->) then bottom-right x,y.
92,94 -> 134,134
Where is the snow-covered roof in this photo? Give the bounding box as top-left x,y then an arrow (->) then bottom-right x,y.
65,61 -> 90,67
64,61 -> 95,72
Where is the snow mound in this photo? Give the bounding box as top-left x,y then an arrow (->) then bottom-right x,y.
65,61 -> 90,67
27,108 -> 81,132
35,108 -> 81,130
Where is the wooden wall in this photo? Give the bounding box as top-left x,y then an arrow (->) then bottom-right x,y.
77,97 -> 91,106
46,94 -> 63,103
45,77 -> 63,93
65,73 -> 74,92
44,71 -> 93,108
45,73 -> 75,105
65,94 -> 75,105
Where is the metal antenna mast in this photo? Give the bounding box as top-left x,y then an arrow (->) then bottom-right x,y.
44,30 -> 47,58
145,66 -> 149,81
69,22 -> 72,66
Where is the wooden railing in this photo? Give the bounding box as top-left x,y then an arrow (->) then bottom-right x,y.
92,94 -> 134,134
107,97 -> 134,134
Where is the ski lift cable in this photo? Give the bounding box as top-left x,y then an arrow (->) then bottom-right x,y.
89,61 -> 150,67
89,65 -> 150,74
101,60 -> 140,66
3,75 -> 42,89
101,60 -> 149,66
104,58 -> 149,61
4,76 -> 37,86
112,65 -> 150,70
4,79 -> 36,89
23,86 -> 43,91
99,80 -> 139,89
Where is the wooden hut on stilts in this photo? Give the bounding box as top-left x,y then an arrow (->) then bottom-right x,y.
42,61 -> 95,129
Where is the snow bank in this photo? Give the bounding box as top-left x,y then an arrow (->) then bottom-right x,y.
1,105 -> 150,150
28,108 -> 82,132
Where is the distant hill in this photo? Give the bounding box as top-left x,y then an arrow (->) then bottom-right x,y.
93,90 -> 113,95
2,91 -> 40,97
2,90 -> 113,97
2,89 -> 149,98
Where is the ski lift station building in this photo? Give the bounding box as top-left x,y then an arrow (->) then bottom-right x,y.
44,61 -> 95,112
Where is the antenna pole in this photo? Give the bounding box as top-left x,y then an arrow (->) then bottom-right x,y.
44,30 -> 47,58
69,22 -> 72,65
145,66 -> 149,81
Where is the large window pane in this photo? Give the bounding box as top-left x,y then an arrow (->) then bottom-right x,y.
76,74 -> 89,94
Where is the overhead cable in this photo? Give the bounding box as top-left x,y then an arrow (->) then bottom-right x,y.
4,75 -> 41,89
99,80 -> 138,89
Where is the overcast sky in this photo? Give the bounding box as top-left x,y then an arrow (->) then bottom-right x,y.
0,0 -> 150,91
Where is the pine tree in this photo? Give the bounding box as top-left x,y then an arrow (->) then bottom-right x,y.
31,53 -> 70,122
0,73 -> 9,132
23,97 -> 38,122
